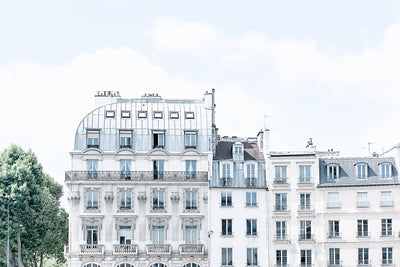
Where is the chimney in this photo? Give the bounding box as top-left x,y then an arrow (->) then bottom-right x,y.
94,90 -> 121,108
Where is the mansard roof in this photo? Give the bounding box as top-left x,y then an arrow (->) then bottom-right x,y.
214,141 -> 264,161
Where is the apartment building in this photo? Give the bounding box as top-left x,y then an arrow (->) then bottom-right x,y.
209,136 -> 268,267
64,90 -> 216,267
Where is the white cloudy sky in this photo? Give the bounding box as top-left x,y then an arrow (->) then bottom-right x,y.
1,0 -> 400,204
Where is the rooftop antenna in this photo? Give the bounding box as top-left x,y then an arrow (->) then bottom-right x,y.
361,141 -> 375,156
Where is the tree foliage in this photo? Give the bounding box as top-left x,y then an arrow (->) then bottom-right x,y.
0,145 -> 68,267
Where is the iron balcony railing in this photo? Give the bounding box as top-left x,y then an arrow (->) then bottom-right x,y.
65,171 -> 208,182
79,244 -> 104,255
179,244 -> 204,254
113,244 -> 138,255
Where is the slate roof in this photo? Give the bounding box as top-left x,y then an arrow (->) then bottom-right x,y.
319,157 -> 400,187
214,141 -> 264,161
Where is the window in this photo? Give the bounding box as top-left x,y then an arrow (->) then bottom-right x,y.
185,226 -> 197,244
222,163 -> 231,178
299,220 -> 312,240
120,159 -> 131,179
246,164 -> 256,178
247,248 -> 258,266
121,110 -> 130,118
169,111 -> 179,119
105,110 -> 115,118
299,193 -> 311,211
357,192 -> 369,208
153,160 -> 164,179
152,226 -> 164,244
86,226 -> 98,245
300,249 -> 312,266
276,250 -> 287,266
357,220 -> 369,237
153,131 -> 165,148
222,219 -> 232,236
154,111 -> 163,119
119,191 -> 132,210
380,162 -> 392,178
150,264 -> 167,267
222,247 -> 233,266
83,264 -> 100,267
328,220 -> 340,238
86,190 -> 99,210
329,248 -> 340,265
382,247 -> 393,264
87,159 -> 98,179
275,166 -> 287,182
184,132 -> 197,148
120,131 -> 132,148
358,248 -> 369,265
185,191 -> 197,210
327,192 -> 340,208
381,219 -> 392,236
119,226 -> 132,244
381,191 -> 393,207
87,130 -> 99,148
234,146 -> 243,154
152,191 -> 165,210
327,164 -> 339,180
299,165 -> 311,183
275,193 -> 288,211
246,219 -> 257,236
221,192 -> 232,207
116,264 -> 133,267
246,192 -> 257,206
185,160 -> 196,179
356,163 -> 368,179
185,112 -> 195,119
275,221 -> 287,241
138,111 -> 147,118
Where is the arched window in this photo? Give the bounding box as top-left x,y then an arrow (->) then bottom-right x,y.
150,264 -> 167,267
117,264 -> 134,267
184,264 -> 200,267
83,264 -> 100,267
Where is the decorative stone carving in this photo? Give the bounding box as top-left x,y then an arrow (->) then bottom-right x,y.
170,192 -> 180,203
81,216 -> 104,230
137,192 -> 147,202
114,216 -> 137,230
181,216 -> 203,230
148,216 -> 170,230
104,191 -> 114,203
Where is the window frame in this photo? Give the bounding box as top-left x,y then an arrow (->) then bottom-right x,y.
121,110 -> 131,118
184,131 -> 197,149
138,111 -> 147,118
221,219 -> 233,236
87,130 -> 100,149
119,131 -> 132,149
169,111 -> 179,119
275,193 -> 288,212
357,219 -> 369,237
105,110 -> 115,118
327,164 -> 339,180
382,247 -> 393,264
221,247 -> 233,266
358,248 -> 369,265
152,190 -> 165,211
246,192 -> 257,207
185,112 -> 195,119
221,192 -> 232,207
299,165 -> 311,182
246,219 -> 257,236
152,131 -> 165,148
381,219 -> 392,236
328,220 -> 340,238
153,111 -> 163,119
185,190 -> 198,211
275,221 -> 287,241
355,163 -> 368,179
327,192 -> 340,209
379,162 -> 392,179
247,247 -> 258,266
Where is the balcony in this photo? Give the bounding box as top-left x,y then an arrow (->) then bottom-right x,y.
326,203 -> 341,209
65,171 -> 208,182
179,244 -> 204,255
357,202 -> 370,208
79,244 -> 104,255
245,177 -> 257,187
274,235 -> 289,242
298,234 -> 314,242
220,177 -> 233,187
298,205 -> 314,212
146,244 -> 171,255
274,205 -> 289,213
298,177 -> 312,184
274,178 -> 288,184
113,244 -> 138,255
381,201 -> 394,207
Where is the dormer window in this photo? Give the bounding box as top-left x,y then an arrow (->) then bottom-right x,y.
233,142 -> 244,161
355,163 -> 368,179
154,111 -> 163,119
153,131 -> 165,148
222,163 -> 231,178
379,162 -> 392,178
327,164 -> 339,180
87,130 -> 100,148
105,110 -> 115,118
120,131 -> 132,149
184,131 -> 197,149
185,112 -> 195,119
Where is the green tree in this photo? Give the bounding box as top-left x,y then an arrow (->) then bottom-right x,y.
0,145 -> 68,267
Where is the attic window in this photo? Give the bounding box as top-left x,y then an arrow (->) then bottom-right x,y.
355,163 -> 368,179
121,111 -> 131,118
138,111 -> 147,119
154,111 -> 163,119
234,146 -> 243,154
105,110 -> 115,118
87,130 -> 100,148
170,111 -> 179,119
185,112 -> 195,119
379,162 -> 392,178
327,164 -> 339,180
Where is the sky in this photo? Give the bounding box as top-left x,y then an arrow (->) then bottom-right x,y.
1,0 -> 400,206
